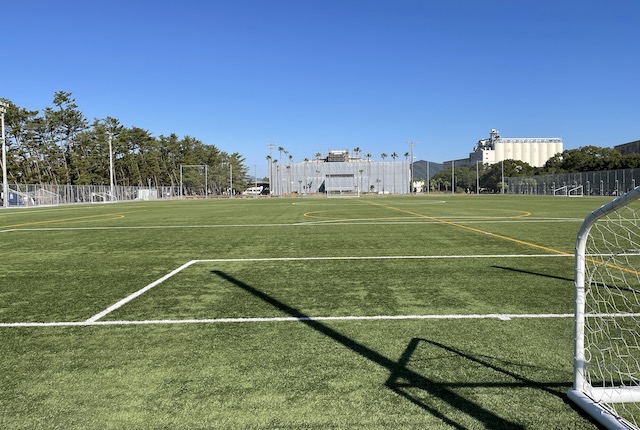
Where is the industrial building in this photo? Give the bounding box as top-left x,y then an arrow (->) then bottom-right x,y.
467,129 -> 563,167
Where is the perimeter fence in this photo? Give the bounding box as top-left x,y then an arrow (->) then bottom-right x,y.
506,168 -> 640,196
1,184 -> 182,207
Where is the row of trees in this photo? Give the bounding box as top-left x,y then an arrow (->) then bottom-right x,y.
429,146 -> 640,193
1,91 -> 247,194
3,93 -> 635,195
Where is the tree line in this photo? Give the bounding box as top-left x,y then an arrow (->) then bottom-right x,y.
1,91 -> 247,194
428,146 -> 640,193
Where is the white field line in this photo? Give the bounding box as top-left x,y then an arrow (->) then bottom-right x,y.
88,254 -> 573,321
6,313 -> 640,328
85,260 -> 199,323
194,254 -> 573,263
0,217 -> 582,233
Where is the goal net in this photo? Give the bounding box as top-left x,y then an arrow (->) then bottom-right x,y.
324,173 -> 360,197
569,186 -> 640,429
33,188 -> 61,206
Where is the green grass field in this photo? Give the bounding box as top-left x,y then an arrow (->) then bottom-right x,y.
0,194 -> 612,429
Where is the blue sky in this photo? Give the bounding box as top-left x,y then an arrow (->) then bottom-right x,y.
2,0 -> 639,178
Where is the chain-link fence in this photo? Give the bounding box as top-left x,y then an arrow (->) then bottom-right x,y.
2,184 -> 181,207
506,168 -> 640,196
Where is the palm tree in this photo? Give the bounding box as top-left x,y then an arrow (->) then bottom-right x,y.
273,159 -> 279,196
404,152 -> 410,193
278,146 -> 285,161
287,153 -> 293,195
353,147 -> 361,160
315,153 -> 322,194
266,155 -> 272,193
303,158 -> 309,194
391,152 -> 398,193
366,153 -> 372,192
381,153 -> 387,193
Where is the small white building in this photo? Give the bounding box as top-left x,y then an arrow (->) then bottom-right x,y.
469,129 -> 563,167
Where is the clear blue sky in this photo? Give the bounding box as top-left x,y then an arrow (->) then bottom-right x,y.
3,0 -> 639,178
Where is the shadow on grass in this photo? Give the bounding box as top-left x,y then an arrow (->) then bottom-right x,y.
212,270 -> 575,429
386,338 -> 570,409
491,265 -> 573,283
494,264 -> 640,296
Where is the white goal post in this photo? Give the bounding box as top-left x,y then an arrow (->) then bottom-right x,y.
569,186 -> 640,429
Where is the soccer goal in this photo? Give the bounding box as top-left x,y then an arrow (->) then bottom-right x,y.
33,188 -> 61,206
569,185 -> 584,197
569,186 -> 640,429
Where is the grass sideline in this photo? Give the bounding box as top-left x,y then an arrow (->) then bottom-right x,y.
0,194 -> 615,429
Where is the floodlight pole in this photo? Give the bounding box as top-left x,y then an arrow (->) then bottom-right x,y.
229,162 -> 233,198
501,160 -> 505,195
451,160 -> 455,195
409,141 -> 414,194
1,101 -> 8,208
108,131 -> 115,201
426,161 -> 429,195
267,143 -> 274,195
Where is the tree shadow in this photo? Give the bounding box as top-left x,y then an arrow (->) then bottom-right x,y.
212,270 -> 577,429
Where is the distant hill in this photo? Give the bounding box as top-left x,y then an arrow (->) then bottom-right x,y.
412,160 -> 443,180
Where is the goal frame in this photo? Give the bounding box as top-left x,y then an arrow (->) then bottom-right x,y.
568,186 -> 640,429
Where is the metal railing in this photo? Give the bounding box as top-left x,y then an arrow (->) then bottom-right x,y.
506,168 -> 639,196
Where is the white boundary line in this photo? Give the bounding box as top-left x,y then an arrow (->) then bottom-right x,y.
194,254 -> 573,262
0,217 -> 583,232
6,313 -> 640,328
1,313 -> 577,328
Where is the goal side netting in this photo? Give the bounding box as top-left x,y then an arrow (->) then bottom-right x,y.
569,186 -> 640,429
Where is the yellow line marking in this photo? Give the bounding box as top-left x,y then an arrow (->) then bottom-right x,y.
0,212 -> 134,229
364,200 -> 571,255
303,207 -> 532,222
366,202 -> 640,275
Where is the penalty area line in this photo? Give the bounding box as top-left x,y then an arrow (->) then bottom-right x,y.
76,253 -> 572,324
85,260 -> 199,323
86,254 -> 571,322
